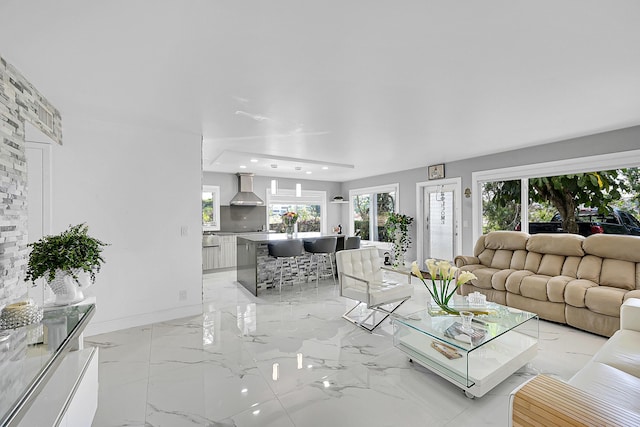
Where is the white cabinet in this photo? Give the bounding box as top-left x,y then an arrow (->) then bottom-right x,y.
18,347 -> 98,427
218,235 -> 237,268
202,246 -> 219,270
202,234 -> 237,270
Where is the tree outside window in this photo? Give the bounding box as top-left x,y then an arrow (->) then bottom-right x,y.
351,185 -> 398,242
482,169 -> 640,235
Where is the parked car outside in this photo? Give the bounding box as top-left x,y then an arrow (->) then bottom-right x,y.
518,207 -> 640,236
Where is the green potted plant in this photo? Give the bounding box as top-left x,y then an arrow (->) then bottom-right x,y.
25,223 -> 108,305
385,212 -> 414,268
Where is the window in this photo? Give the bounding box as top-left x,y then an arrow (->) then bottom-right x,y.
202,185 -> 220,231
266,189 -> 327,233
349,184 -> 398,243
481,180 -> 521,234
472,150 -> 640,242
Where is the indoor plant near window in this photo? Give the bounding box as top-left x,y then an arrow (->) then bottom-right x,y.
385,212 -> 414,267
25,223 -> 108,305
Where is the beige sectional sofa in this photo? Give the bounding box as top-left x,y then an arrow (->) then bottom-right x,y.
455,230 -> 640,337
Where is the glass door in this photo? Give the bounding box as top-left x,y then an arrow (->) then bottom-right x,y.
421,183 -> 458,261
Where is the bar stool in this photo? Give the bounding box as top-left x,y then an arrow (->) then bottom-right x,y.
344,236 -> 361,250
303,237 -> 337,286
268,240 -> 304,292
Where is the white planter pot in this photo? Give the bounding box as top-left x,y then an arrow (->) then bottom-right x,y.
393,230 -> 406,268
47,269 -> 91,306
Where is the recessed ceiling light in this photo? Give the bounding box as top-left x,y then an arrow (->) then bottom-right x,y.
306,171 -> 312,175
239,165 -> 247,169
250,159 -> 258,163
322,166 -> 329,170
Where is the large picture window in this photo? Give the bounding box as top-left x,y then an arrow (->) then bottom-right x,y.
472,151 -> 640,242
349,184 -> 398,243
266,189 -> 327,233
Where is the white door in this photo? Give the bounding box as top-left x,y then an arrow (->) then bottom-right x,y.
418,181 -> 460,262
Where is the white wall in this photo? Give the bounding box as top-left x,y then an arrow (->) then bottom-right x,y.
53,114 -> 203,336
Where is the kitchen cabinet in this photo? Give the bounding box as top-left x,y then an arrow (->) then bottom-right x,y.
218,235 -> 237,268
203,234 -> 237,270
202,246 -> 219,270
202,234 -> 220,271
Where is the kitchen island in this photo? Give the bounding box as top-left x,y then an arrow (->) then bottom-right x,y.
236,233 -> 345,296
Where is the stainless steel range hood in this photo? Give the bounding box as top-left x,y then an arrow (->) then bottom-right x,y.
230,173 -> 264,206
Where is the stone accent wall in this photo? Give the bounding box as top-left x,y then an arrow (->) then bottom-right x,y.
0,54 -> 62,308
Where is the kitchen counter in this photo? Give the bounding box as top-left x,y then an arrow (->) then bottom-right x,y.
210,231 -> 269,236
235,232 -> 339,243
236,233 -> 345,296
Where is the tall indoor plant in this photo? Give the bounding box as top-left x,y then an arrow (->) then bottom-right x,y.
25,223 -> 108,305
385,212 -> 414,267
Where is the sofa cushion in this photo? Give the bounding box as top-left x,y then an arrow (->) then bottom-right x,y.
491,249 -> 515,270
537,254 -> 565,277
472,234 -> 486,257
484,231 -> 529,251
477,249 -> 495,268
524,252 -> 542,273
565,279 -> 598,308
505,270 -> 535,295
569,361 -> 640,414
600,259 -> 636,291
527,233 -> 585,257
577,255 -> 602,282
510,250 -> 527,270
490,269 -> 515,291
520,275 -> 551,301
583,234 -> 640,263
585,286 -> 625,317
561,256 -> 582,278
472,268 -> 500,289
547,275 -> 573,303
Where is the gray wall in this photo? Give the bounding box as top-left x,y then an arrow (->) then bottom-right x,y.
341,125 -> 640,261
202,172 -> 344,232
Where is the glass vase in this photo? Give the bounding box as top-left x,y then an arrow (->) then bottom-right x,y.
285,225 -> 294,239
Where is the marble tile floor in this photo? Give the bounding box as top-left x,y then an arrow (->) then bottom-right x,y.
88,270 -> 607,427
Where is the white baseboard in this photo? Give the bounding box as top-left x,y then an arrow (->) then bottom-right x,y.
84,304 -> 203,336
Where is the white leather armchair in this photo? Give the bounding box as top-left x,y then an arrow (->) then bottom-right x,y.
509,298 -> 640,426
336,247 -> 412,332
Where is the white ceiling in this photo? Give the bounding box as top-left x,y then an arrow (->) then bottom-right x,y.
2,1 -> 640,182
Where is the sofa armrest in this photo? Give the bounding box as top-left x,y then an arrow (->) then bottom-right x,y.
621,298 -> 640,332
510,375 -> 640,427
454,255 -> 480,267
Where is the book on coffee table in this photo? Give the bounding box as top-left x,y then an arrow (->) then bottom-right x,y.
444,321 -> 487,345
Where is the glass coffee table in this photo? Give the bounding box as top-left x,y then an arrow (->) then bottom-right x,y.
392,302 -> 538,398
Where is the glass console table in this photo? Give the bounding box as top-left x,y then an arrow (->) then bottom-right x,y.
392,302 -> 538,398
0,303 -> 95,426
